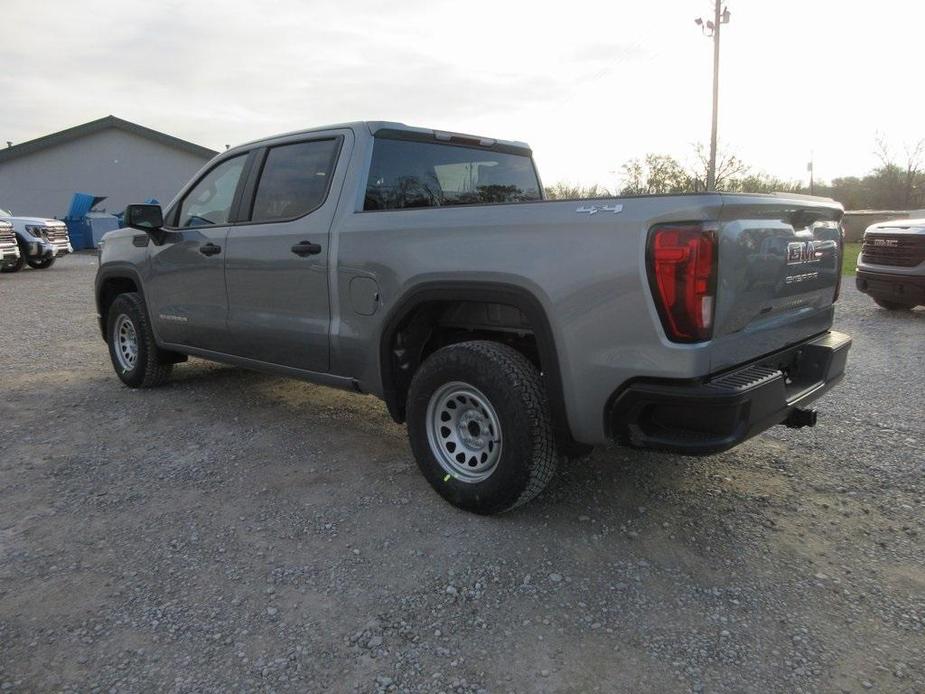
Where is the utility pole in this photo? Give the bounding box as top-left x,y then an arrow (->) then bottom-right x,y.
696,3 -> 731,191
808,152 -> 814,195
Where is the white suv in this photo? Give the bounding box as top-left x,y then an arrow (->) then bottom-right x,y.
0,207 -> 73,272
0,220 -> 20,270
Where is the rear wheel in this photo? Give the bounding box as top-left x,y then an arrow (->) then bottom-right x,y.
406,340 -> 557,514
106,292 -> 174,388
27,255 -> 55,270
874,297 -> 916,311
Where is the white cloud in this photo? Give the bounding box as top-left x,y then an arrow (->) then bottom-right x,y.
2,0 -> 922,188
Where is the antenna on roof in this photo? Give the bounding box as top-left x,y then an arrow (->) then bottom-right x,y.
225,144 -> 230,150
5,142 -> 11,148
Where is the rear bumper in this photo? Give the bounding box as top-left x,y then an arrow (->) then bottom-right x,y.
856,269 -> 925,306
606,331 -> 851,455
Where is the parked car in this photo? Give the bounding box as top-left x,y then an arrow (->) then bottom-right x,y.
856,218 -> 925,310
0,207 -> 73,272
0,220 -> 20,271
95,121 -> 851,514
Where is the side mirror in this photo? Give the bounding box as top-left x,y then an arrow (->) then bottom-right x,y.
125,203 -> 164,232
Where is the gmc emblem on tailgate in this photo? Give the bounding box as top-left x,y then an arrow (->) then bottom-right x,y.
787,241 -> 821,265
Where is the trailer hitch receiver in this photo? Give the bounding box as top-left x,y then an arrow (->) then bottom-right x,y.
784,407 -> 817,429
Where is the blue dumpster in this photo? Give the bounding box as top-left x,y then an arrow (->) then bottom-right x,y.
64,194 -> 119,250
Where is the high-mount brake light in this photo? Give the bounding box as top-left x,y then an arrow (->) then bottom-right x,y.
646,223 -> 717,343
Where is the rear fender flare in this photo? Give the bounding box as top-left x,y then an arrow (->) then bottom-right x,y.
377,281 -> 572,441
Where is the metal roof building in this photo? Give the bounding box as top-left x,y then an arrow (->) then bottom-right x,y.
0,116 -> 218,218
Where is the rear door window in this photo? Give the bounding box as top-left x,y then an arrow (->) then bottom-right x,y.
364,138 -> 541,210
249,139 -> 341,223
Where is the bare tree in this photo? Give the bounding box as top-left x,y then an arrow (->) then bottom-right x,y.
544,182 -> 612,200
619,154 -> 692,195
872,133 -> 925,208
691,144 -> 749,192
902,139 -> 925,208
874,132 -> 893,169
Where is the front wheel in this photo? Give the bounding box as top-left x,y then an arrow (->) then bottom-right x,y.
874,297 -> 916,311
106,292 -> 174,388
0,244 -> 25,273
27,255 -> 55,270
406,340 -> 557,514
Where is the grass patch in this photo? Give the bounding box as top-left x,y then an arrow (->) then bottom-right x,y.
842,242 -> 860,276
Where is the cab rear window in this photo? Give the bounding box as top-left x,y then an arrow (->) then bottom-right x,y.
364,138 -> 541,211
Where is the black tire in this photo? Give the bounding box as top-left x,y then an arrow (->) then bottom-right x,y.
27,255 -> 55,270
406,340 -> 557,514
873,298 -> 916,311
0,243 -> 25,273
106,292 -> 174,388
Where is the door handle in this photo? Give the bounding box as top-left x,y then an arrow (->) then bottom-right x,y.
199,242 -> 222,256
291,240 -> 322,257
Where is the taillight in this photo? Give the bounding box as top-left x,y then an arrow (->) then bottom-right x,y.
646,223 -> 717,343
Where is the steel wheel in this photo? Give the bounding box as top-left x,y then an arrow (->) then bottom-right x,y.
113,314 -> 139,371
106,292 -> 175,388
407,341 -> 557,513
425,381 -> 503,483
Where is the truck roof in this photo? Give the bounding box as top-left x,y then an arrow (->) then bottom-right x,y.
230,121 -> 532,155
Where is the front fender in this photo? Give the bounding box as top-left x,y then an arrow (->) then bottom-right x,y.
13,230 -> 53,258
94,263 -> 147,338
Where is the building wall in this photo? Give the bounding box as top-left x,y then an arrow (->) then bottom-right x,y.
0,129 -> 213,218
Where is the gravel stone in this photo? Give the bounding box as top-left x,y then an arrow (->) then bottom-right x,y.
0,255 -> 923,693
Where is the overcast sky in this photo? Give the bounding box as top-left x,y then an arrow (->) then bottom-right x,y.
2,0 -> 922,188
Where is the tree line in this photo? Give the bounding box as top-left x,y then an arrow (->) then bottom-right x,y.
546,136 -> 925,210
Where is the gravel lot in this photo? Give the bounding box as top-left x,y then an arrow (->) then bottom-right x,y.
1,253 -> 923,693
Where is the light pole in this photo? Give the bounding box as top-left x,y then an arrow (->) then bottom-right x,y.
808,152 -> 814,195
695,3 -> 731,191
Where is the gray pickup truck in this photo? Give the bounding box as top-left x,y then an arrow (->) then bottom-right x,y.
95,121 -> 851,514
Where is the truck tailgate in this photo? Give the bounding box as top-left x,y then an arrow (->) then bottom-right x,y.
710,194 -> 843,372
